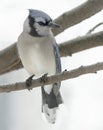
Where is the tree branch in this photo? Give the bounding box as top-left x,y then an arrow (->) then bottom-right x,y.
59,31 -> 103,57
0,62 -> 103,93
87,22 -> 103,34
53,0 -> 103,36
0,43 -> 22,75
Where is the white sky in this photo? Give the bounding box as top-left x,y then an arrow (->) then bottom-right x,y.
0,0 -> 103,130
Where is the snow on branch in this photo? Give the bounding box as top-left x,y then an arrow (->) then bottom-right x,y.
0,62 -> 103,93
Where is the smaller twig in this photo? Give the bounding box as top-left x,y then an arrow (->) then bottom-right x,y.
87,22 -> 103,34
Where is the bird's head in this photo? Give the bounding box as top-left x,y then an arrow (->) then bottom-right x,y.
23,9 -> 60,37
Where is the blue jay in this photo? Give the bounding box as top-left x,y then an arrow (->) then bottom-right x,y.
17,9 -> 63,124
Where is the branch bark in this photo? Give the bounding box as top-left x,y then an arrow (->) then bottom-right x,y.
0,62 -> 103,93
0,43 -> 22,75
59,31 -> 103,57
53,0 -> 103,35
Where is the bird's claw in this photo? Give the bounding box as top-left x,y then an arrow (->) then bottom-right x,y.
26,74 -> 35,90
40,73 -> 48,84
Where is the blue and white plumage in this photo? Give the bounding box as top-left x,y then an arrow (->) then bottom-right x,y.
17,9 -> 63,124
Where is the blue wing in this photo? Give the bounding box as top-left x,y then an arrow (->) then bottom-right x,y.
53,42 -> 61,74
52,42 -> 62,98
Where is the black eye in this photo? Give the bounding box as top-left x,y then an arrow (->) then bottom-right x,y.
38,22 -> 45,26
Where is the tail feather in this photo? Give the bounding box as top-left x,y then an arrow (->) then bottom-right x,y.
41,87 -> 63,124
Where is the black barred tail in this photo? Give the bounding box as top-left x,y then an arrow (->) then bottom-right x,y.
41,87 -> 63,124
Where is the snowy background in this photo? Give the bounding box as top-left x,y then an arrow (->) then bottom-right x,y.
0,0 -> 103,130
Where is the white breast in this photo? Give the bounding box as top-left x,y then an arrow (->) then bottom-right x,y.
17,32 -> 56,77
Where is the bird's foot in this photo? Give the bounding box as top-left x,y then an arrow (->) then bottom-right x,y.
26,74 -> 35,90
40,73 -> 48,84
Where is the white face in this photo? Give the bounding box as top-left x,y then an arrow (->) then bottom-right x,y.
23,17 -> 51,37
33,17 -> 51,36
33,22 -> 51,36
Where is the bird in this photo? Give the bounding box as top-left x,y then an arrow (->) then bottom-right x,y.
17,9 -> 63,124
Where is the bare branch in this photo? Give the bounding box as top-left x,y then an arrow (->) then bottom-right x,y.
59,31 -> 103,56
0,62 -> 103,93
87,22 -> 103,34
0,43 -> 22,75
53,0 -> 103,36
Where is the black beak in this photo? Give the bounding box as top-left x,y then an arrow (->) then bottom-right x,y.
48,22 -> 60,28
